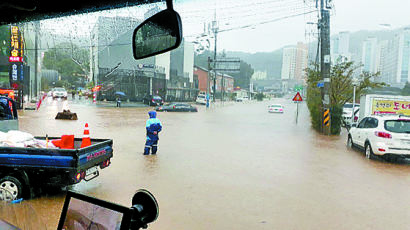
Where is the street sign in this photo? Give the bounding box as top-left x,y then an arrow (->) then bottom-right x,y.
213,57 -> 240,73
317,82 -> 324,88
292,92 -> 303,102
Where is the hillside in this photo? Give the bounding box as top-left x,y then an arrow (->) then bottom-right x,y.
194,26 -> 409,81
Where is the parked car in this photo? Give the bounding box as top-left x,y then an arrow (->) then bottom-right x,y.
342,103 -> 360,125
143,95 -> 164,106
156,103 -> 198,112
268,104 -> 284,113
347,115 -> 410,160
196,94 -> 207,105
51,87 -> 68,99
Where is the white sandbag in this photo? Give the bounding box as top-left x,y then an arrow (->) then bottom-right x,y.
0,131 -> 6,142
6,130 -> 34,143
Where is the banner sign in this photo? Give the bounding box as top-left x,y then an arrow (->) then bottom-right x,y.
372,99 -> 410,116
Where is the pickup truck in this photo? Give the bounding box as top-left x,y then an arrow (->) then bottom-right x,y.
0,96 -> 114,201
0,137 -> 113,201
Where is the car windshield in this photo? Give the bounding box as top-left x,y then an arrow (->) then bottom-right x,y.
384,120 -> 410,133
2,0 -> 410,229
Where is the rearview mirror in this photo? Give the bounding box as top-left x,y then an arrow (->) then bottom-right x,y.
133,9 -> 182,60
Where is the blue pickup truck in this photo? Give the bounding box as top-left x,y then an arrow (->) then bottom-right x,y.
0,97 -> 114,201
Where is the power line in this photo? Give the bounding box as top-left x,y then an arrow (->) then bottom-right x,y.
181,1 -> 305,22
178,0 -> 304,15
220,10 -> 316,32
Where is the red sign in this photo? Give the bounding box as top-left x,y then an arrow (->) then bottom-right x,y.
9,56 -> 23,62
292,92 -> 303,102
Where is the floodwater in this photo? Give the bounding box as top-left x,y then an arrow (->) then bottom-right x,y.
2,97 -> 410,230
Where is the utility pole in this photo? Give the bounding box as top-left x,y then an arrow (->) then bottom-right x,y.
318,0 -> 331,135
207,56 -> 211,108
34,21 -> 40,99
212,18 -> 218,103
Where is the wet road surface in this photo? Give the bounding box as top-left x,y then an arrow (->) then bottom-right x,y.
2,98 -> 410,230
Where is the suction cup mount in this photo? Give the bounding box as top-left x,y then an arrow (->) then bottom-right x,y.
130,189 -> 159,230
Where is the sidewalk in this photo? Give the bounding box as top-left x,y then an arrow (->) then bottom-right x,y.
95,101 -> 148,108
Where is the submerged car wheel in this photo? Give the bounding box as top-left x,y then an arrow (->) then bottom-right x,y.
347,136 -> 353,148
365,143 -> 374,159
0,176 -> 23,201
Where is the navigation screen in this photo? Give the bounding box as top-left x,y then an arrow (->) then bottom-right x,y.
61,197 -> 124,230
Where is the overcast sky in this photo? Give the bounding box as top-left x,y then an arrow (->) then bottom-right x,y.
175,0 -> 410,53
40,0 -> 410,54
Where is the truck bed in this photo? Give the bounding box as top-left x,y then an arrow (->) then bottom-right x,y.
0,137 -> 113,187
0,138 -> 112,169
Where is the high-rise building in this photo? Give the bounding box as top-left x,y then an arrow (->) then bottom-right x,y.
281,46 -> 296,81
295,42 -> 308,81
376,40 -> 390,83
281,42 -> 308,81
361,37 -> 378,73
396,28 -> 410,84
331,31 -> 351,63
376,28 -> 410,86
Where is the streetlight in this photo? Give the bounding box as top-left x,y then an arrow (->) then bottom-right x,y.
351,77 -> 359,125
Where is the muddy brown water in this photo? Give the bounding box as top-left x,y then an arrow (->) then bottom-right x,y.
1,98 -> 410,230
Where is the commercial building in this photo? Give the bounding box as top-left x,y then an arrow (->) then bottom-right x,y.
0,25 -> 33,107
167,41 -> 198,101
91,15 -> 197,102
193,65 -> 234,98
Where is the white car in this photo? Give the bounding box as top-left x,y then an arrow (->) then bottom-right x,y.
51,87 -> 68,99
342,103 -> 360,125
268,104 -> 284,113
196,94 -> 207,105
347,115 -> 410,159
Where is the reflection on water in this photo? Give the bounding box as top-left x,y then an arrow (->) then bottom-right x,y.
0,200 -> 49,229
12,98 -> 410,230
143,155 -> 159,175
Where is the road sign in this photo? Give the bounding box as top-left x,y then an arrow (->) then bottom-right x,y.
317,82 -> 324,88
292,92 -> 303,102
213,57 -> 241,73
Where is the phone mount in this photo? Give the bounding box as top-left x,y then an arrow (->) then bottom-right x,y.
129,189 -> 159,230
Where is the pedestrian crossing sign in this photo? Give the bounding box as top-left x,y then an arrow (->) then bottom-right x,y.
292,92 -> 303,102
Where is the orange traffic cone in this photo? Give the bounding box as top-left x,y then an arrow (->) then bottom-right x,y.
80,123 -> 92,148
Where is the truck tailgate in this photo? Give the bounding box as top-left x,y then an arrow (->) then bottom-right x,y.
76,138 -> 113,171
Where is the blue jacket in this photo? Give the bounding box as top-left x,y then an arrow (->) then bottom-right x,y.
146,111 -> 162,141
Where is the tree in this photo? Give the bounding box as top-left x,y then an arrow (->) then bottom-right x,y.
42,42 -> 89,87
230,61 -> 254,90
306,61 -> 386,135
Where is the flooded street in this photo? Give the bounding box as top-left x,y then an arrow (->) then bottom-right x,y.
3,98 -> 410,230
